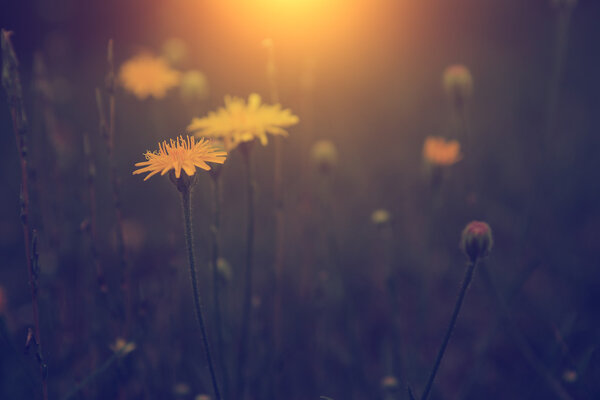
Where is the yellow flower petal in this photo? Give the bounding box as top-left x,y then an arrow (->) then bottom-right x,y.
133,136 -> 227,181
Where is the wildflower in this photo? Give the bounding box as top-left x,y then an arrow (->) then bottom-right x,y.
423,136 -> 462,166
310,139 -> 338,173
460,221 -> 493,263
443,64 -> 473,106
133,136 -> 226,182
187,93 -> 299,151
180,70 -> 209,102
109,338 -> 136,356
118,53 -> 180,100
371,209 -> 391,226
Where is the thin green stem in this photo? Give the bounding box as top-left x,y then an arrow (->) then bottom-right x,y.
420,260 -> 476,400
236,148 -> 255,400
210,174 -> 228,399
181,187 -> 222,400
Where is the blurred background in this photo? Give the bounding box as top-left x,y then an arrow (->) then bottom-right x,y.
1,0 -> 600,399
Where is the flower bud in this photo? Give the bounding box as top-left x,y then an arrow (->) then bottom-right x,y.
460,221 -> 493,262
310,140 -> 338,174
380,375 -> 399,391
371,209 -> 391,227
443,64 -> 473,107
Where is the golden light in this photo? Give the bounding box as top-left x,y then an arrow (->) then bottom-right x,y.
213,0 -> 357,45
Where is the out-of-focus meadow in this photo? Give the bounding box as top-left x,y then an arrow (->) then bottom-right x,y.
1,0 -> 600,399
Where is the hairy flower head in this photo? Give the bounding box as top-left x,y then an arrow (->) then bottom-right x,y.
119,53 -> 181,100
423,136 -> 462,166
133,136 -> 227,181
187,93 -> 299,151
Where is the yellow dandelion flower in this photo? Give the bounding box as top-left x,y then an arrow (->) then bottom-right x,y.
187,93 -> 299,151
118,53 -> 181,100
133,136 -> 227,181
423,136 -> 462,166
109,338 -> 136,356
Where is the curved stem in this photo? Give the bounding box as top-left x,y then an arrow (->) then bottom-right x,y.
236,148 -> 255,400
181,187 -> 222,400
420,260 -> 476,400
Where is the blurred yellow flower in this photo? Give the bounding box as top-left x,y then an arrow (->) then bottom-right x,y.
118,53 -> 181,100
133,136 -> 227,181
423,136 -> 462,166
180,70 -> 209,102
187,93 -> 299,151
110,338 -> 136,356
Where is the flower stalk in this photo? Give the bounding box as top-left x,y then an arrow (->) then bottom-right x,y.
236,142 -> 256,400
209,168 -> 228,398
97,39 -> 131,333
419,260 -> 476,400
2,29 -> 48,400
420,221 -> 493,400
180,182 -> 223,400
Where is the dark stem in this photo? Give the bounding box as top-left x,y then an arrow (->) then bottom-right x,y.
83,133 -> 106,292
181,187 -> 223,400
2,29 -> 48,400
98,38 -> 131,334
210,174 -> 228,398
273,135 -> 284,353
520,6 -> 573,244
420,260 -> 476,400
236,148 -> 255,400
